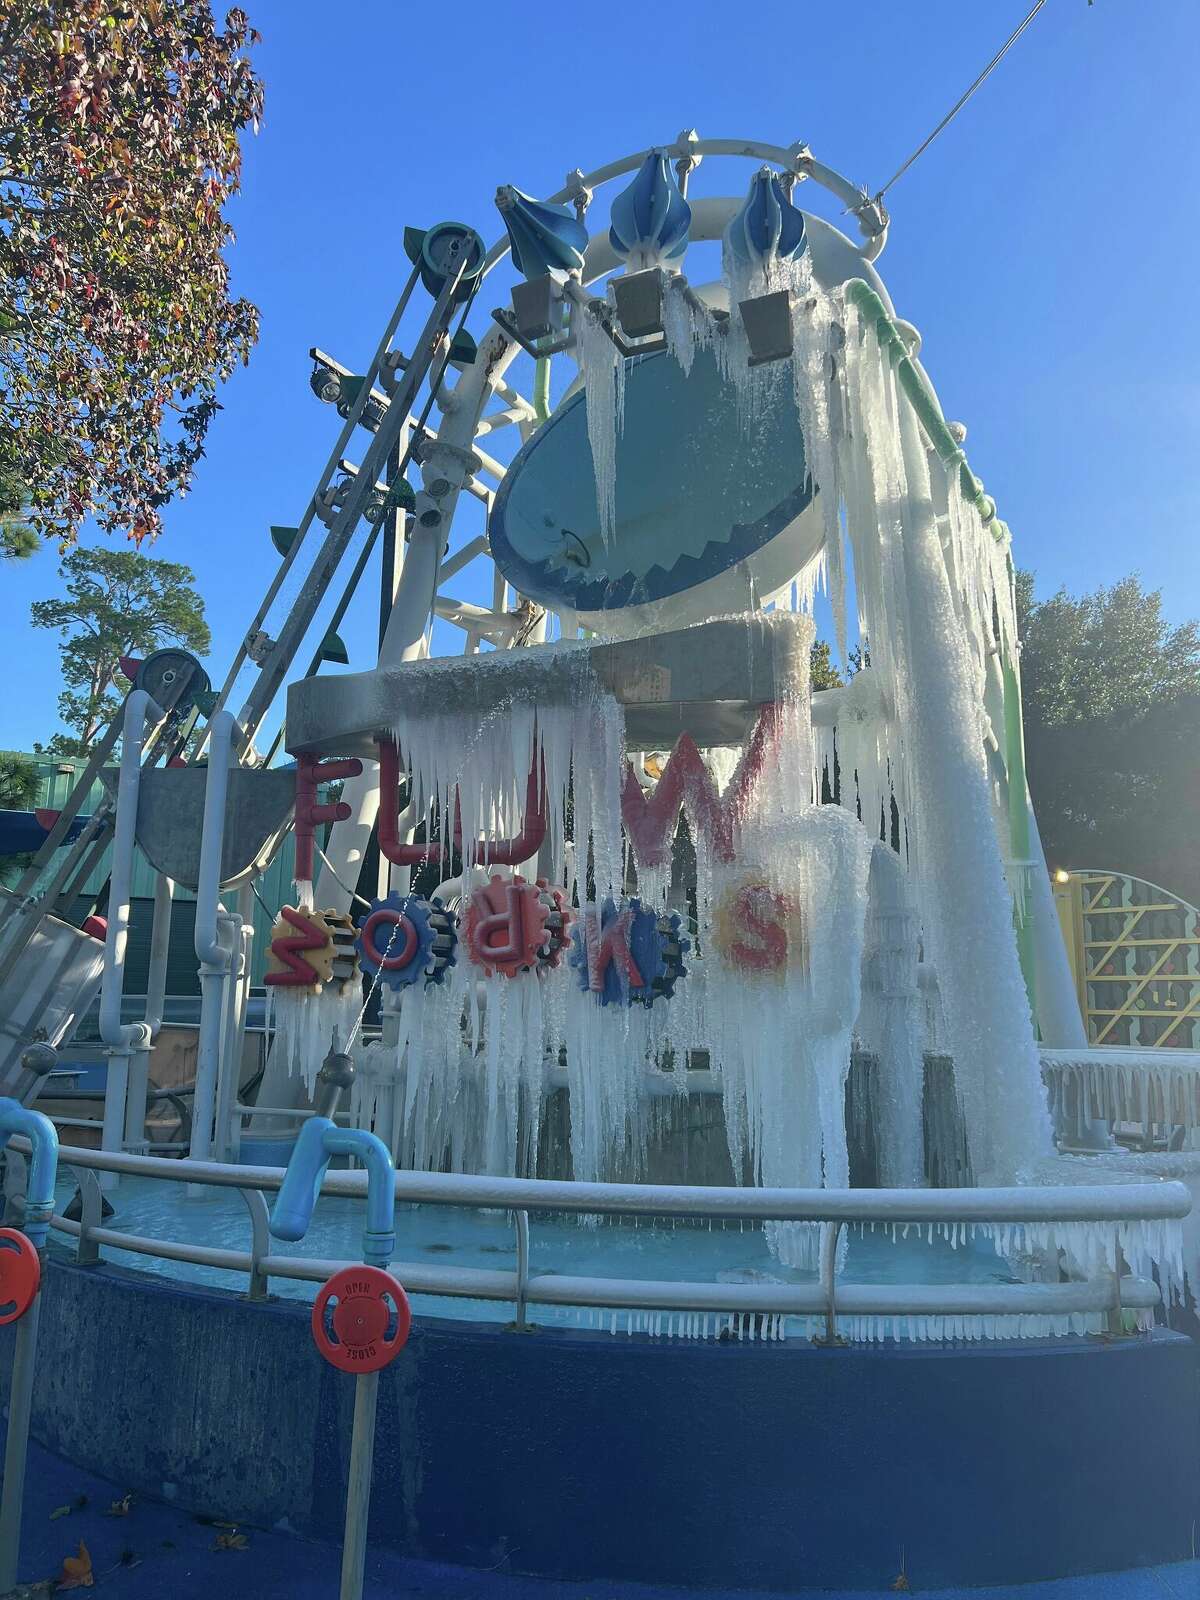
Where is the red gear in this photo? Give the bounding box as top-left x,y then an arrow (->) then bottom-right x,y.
463,874 -> 551,978
535,879 -> 573,970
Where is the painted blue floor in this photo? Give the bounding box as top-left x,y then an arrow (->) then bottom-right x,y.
4,1437 -> 1197,1599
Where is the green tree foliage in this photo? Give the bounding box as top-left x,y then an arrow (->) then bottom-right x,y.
0,468 -> 37,559
0,2 -> 262,548
31,544 -> 210,752
0,751 -> 38,809
1017,571 -> 1200,905
810,638 -> 843,691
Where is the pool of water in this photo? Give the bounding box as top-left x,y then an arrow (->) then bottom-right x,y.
49,1170 -> 1020,1334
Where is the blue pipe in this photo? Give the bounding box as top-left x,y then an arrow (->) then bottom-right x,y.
0,1100 -> 59,1250
269,1119 -> 395,1268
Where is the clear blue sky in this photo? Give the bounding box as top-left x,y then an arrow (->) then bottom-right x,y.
5,0 -> 1199,752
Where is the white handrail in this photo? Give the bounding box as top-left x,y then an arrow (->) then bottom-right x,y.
41,1213 -> 1163,1321
27,1139 -> 1190,1223
8,1139 -> 1184,1339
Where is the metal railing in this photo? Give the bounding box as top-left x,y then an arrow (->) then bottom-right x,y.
4,1138 -> 1190,1342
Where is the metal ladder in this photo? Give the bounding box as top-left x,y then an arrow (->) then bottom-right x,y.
0,222 -> 484,1078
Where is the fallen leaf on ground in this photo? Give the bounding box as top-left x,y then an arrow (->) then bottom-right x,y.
211,1531 -> 248,1552
55,1540 -> 93,1590
47,1497 -> 87,1524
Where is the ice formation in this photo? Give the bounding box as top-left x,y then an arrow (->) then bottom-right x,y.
269,221 -> 1181,1334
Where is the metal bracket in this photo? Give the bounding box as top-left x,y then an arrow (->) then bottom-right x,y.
490,307 -> 572,361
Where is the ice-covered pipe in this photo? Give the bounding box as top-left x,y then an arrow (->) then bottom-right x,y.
0,1100 -> 58,1249
843,279 -> 1000,527
269,1118 -> 395,1268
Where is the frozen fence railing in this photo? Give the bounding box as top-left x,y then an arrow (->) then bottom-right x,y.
6,1139 -> 1189,1345
1042,1047 -> 1200,1132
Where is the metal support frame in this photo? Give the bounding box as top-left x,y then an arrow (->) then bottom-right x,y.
235,246 -> 471,750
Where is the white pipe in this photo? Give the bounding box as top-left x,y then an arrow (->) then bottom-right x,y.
124,873 -> 175,1159
225,886 -> 255,1163
213,909 -> 243,1164
190,711 -> 235,1179
143,874 -> 174,1040
99,693 -> 162,1053
98,691 -> 162,1187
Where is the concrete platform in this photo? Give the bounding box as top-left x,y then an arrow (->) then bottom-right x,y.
4,1435 -> 1198,1600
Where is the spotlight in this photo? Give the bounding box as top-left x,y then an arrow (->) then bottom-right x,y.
310,361 -> 342,404
739,288 -> 793,366
613,269 -> 665,340
511,274 -> 560,342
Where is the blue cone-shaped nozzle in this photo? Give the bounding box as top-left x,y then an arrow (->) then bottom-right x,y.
496,186 -> 589,279
724,167 -> 807,269
609,150 -> 691,264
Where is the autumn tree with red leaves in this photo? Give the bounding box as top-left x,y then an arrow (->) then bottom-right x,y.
0,2 -> 263,554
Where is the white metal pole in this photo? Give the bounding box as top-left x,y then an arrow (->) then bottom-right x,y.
124,872 -> 174,1158
190,713 -> 235,1186
0,1296 -> 41,1591
98,691 -> 162,1190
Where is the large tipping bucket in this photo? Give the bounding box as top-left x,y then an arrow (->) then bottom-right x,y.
0,893 -> 105,1099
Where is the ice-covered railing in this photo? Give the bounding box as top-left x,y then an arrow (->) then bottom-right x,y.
1042,1047 -> 1200,1132
8,1137 -> 1188,1346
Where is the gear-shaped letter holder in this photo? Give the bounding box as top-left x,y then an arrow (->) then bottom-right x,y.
356,892 -> 457,989
568,897 -> 689,1006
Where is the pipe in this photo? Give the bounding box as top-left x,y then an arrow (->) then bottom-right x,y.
124,873 -> 174,1160
190,712 -> 235,1174
98,693 -> 162,1184
0,1101 -> 58,1249
843,279 -> 1001,533
1002,657 -> 1037,1013
98,693 -> 162,1055
269,1118 -> 395,1268
212,909 -> 244,1165
532,356 -> 551,423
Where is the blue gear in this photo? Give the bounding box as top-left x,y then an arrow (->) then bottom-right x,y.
568,897 -> 690,1008
424,896 -> 459,987
357,892 -> 455,990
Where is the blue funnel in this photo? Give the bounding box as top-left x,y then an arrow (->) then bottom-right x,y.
496,186 -> 588,279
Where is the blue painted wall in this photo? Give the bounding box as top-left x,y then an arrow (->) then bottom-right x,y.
3,1259 -> 1197,1592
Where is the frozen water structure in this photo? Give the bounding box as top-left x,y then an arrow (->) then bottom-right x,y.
263,146 -> 1185,1297
4,131 -> 1197,1600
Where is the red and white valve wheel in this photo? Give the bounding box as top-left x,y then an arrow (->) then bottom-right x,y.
311,1265 -> 411,1374
0,1228 -> 41,1325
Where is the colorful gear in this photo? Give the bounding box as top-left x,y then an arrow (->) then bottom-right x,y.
264,905 -> 336,991
463,873 -> 551,979
568,896 -> 690,1007
357,892 -> 456,990
322,909 -> 362,991
535,878 -> 573,970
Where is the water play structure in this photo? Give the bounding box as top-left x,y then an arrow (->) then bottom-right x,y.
0,134 -> 1196,1594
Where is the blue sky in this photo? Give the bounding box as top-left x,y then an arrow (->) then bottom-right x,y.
5,0 -> 1199,752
